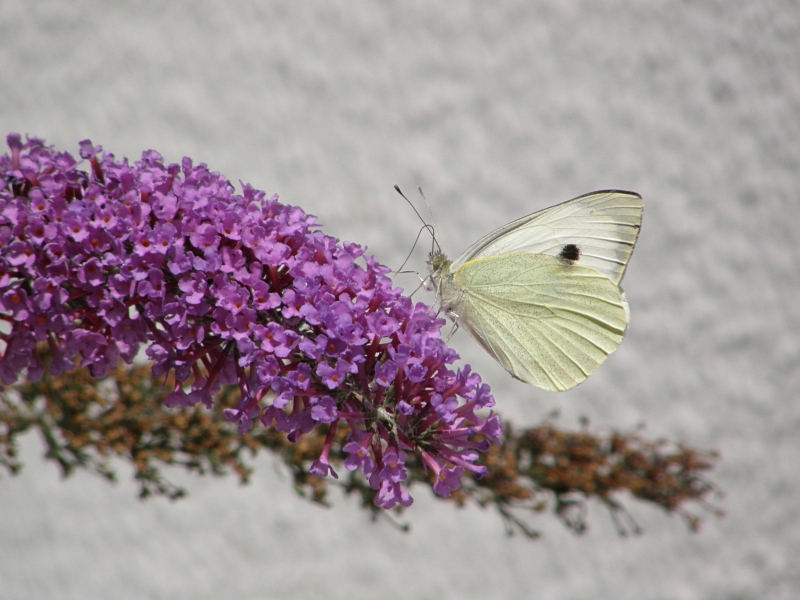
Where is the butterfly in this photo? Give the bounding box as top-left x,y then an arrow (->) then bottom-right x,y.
428,190 -> 643,391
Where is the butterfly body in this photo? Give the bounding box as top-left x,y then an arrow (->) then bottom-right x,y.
429,190 -> 642,392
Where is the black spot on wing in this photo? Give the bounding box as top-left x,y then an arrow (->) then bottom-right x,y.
558,243 -> 581,262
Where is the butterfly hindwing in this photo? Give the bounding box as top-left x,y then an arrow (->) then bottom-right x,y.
451,253 -> 628,391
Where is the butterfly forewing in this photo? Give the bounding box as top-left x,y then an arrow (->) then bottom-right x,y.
449,190 -> 643,286
450,253 -> 628,391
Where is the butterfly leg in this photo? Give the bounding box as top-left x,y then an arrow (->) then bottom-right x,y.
445,321 -> 460,343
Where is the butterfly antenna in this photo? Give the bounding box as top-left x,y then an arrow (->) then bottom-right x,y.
394,224 -> 433,278
411,186 -> 446,317
394,185 -> 438,252
393,185 -> 440,301
415,186 -> 441,255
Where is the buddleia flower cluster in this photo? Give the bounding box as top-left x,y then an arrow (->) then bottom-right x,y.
0,134 -> 500,508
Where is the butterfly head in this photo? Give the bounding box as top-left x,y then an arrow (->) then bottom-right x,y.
427,249 -> 451,281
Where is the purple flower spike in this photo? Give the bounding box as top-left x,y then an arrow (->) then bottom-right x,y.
0,134 -> 501,508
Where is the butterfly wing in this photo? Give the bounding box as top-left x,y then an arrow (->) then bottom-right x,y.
450,253 -> 629,391
450,190 -> 643,286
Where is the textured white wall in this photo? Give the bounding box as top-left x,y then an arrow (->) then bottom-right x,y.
1,2 -> 798,599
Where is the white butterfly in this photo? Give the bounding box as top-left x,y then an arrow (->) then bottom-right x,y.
428,190 -> 643,392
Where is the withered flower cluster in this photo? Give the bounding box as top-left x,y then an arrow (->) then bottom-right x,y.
1,359 -> 720,537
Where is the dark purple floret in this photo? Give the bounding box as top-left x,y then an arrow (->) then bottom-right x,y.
0,134 -> 502,507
